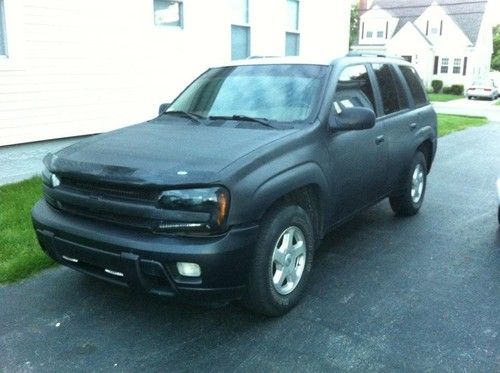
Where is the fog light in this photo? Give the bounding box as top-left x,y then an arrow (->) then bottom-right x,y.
176,262 -> 201,277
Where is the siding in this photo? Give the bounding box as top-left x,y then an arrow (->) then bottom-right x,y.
0,0 -> 350,147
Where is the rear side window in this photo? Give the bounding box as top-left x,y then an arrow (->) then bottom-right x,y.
372,63 -> 405,116
398,65 -> 428,106
333,64 -> 376,114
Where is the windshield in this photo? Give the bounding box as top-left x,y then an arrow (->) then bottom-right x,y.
167,64 -> 329,123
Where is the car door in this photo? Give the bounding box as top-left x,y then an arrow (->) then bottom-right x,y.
370,63 -> 415,192
326,64 -> 388,221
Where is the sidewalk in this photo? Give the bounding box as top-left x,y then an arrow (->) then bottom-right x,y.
0,137 -> 89,185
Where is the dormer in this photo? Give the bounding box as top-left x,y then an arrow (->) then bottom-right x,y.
413,1 -> 472,47
358,5 -> 398,45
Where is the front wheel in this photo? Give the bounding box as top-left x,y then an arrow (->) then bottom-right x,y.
389,152 -> 428,216
244,204 -> 315,316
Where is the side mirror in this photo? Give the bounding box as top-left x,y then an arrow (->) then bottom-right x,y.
329,107 -> 376,131
158,103 -> 171,115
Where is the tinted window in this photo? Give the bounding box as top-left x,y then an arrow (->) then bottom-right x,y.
372,63 -> 404,115
333,64 -> 376,114
168,64 -> 328,122
399,65 -> 428,106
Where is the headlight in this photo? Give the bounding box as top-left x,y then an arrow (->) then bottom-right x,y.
156,187 -> 230,234
41,168 -> 60,188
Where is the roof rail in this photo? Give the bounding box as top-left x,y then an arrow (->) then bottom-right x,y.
346,51 -> 405,60
346,51 -> 386,58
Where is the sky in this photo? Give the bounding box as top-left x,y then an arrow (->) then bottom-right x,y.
490,0 -> 500,26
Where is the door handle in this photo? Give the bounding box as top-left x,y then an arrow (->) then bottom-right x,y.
375,135 -> 385,145
409,122 -> 417,131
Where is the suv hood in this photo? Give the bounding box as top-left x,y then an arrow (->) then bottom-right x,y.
46,120 -> 297,187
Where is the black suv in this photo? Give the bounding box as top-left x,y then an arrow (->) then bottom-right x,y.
32,54 -> 437,316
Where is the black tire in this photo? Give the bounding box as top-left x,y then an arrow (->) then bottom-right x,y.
244,204 -> 315,316
389,152 -> 428,216
468,96 -> 472,100
497,207 -> 500,225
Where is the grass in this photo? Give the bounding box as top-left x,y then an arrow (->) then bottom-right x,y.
437,114 -> 488,137
0,177 -> 54,283
0,113 -> 490,284
428,93 -> 463,102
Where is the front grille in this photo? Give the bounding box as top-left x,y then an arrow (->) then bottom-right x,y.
60,177 -> 161,202
56,201 -> 156,231
45,177 -> 165,231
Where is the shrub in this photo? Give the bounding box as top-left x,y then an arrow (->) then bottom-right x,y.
450,84 -> 464,95
442,85 -> 464,95
431,80 -> 443,93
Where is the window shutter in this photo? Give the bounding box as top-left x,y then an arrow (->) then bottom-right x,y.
440,20 -> 443,35
361,22 -> 365,39
463,57 -> 468,76
426,21 -> 429,35
385,21 -> 388,39
433,56 -> 439,75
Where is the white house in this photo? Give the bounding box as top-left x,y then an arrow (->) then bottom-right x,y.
353,0 -> 493,88
0,0 -> 351,147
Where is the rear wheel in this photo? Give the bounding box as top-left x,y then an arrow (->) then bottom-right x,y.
389,152 -> 427,216
244,204 -> 315,316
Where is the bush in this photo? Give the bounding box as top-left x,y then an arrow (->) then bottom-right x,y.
442,85 -> 464,95
431,80 -> 443,93
450,84 -> 464,95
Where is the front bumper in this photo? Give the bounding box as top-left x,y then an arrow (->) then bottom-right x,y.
32,199 -> 259,300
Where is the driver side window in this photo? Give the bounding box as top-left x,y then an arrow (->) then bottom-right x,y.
333,65 -> 376,114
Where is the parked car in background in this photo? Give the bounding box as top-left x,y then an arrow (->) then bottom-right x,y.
466,80 -> 499,100
32,53 -> 437,316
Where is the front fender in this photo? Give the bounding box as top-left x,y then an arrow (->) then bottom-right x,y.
228,162 -> 329,227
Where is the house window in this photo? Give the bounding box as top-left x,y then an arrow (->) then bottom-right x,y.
231,25 -> 250,60
377,31 -> 384,38
0,0 -> 6,56
231,0 -> 250,60
366,31 -> 373,38
430,27 -> 438,35
287,0 -> 299,30
453,58 -> 461,74
440,58 -> 449,74
285,0 -> 300,56
285,32 -> 299,56
154,0 -> 183,27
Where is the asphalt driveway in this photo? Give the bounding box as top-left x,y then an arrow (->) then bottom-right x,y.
1,124 -> 500,372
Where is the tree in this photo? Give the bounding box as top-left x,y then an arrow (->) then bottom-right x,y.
349,2 -> 360,48
492,25 -> 500,71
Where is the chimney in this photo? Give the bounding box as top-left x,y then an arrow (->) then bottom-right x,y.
359,0 -> 367,13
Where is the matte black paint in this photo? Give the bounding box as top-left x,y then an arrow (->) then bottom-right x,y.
32,55 -> 438,299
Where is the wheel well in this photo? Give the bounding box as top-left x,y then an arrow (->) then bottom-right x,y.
268,185 -> 324,241
417,140 -> 433,173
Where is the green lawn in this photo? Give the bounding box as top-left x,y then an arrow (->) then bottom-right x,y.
428,93 -> 463,102
437,114 -> 488,137
0,177 -> 54,283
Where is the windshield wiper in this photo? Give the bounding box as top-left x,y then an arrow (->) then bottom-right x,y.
161,110 -> 204,123
208,115 -> 275,129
